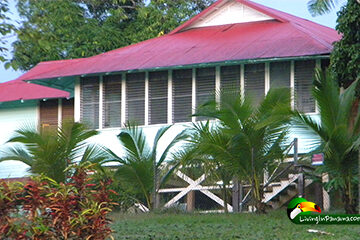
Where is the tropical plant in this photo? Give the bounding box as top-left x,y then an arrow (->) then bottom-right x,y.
0,121 -> 106,183
307,0 -> 338,16
0,162 -> 116,239
193,88 -> 292,213
174,122 -> 234,213
293,69 -> 359,213
103,123 -> 188,209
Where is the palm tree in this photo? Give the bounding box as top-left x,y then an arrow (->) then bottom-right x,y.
293,70 -> 359,213
103,123 -> 188,210
0,122 -> 105,183
308,0 -> 338,16
193,88 -> 292,213
177,121 -> 235,213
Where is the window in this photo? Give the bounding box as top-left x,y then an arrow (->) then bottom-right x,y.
40,99 -> 58,130
80,77 -> 99,129
270,62 -> 290,88
149,71 -> 168,125
220,65 -> 240,95
244,63 -> 265,105
295,60 -> 316,113
173,69 -> 193,123
103,74 -> 122,128
126,72 -> 145,125
196,67 -> 216,121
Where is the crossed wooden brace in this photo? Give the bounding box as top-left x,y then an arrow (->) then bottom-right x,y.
162,170 -> 233,212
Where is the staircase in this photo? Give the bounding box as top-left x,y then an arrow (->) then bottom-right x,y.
262,173 -> 313,209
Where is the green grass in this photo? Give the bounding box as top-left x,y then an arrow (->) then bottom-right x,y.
111,210 -> 360,240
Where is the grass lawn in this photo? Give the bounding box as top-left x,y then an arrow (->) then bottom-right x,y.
111,210 -> 360,240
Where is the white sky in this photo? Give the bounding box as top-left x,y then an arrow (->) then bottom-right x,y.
0,0 -> 346,83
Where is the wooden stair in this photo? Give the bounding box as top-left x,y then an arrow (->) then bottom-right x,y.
262,173 -> 313,209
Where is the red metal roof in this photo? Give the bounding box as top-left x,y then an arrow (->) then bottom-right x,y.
19,0 -> 340,82
0,78 -> 70,103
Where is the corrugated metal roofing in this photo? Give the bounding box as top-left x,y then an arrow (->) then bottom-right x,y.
17,0 -> 341,83
0,78 -> 70,103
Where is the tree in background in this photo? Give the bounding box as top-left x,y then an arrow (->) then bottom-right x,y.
0,0 -> 14,63
8,0 -> 215,71
0,122 -> 106,183
330,0 -> 360,88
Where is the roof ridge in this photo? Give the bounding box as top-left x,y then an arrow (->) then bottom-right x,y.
289,21 -> 333,50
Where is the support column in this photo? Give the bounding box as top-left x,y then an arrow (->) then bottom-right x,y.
186,190 -> 196,212
74,77 -> 81,122
232,177 -> 240,212
322,173 -> 330,212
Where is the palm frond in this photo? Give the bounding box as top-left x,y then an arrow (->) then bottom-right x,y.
308,0 -> 337,16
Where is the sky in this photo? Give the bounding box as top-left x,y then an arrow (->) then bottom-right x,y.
0,0 -> 346,83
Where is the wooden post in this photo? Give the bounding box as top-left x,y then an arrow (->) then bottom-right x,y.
298,167 -> 304,198
239,183 -> 243,213
294,138 -> 298,166
186,190 -> 195,212
322,173 -> 330,212
232,177 -> 239,213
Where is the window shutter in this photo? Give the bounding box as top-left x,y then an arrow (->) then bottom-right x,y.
80,77 -> 99,129
295,60 -> 315,113
126,72 -> 145,125
270,62 -> 290,88
62,98 -> 74,122
196,67 -> 215,121
220,65 -> 240,95
244,63 -> 265,105
173,69 -> 192,123
103,74 -> 122,128
40,99 -> 58,129
149,71 -> 168,125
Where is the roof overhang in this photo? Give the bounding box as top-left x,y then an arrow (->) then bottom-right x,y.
26,54 -> 329,86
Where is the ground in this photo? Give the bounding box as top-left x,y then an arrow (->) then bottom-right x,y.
111,210 -> 360,240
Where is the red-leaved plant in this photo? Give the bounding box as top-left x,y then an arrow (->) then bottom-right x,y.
0,162 -> 116,240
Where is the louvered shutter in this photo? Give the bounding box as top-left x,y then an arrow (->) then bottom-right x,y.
270,62 -> 290,88
173,69 -> 192,123
62,98 -> 74,122
103,75 -> 122,128
295,60 -> 316,113
40,99 -> 58,129
244,63 -> 265,105
126,72 -> 145,125
80,77 -> 99,129
149,71 -> 168,125
221,65 -> 240,96
196,67 -> 215,121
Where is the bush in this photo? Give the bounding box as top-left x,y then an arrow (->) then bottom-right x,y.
0,163 -> 117,239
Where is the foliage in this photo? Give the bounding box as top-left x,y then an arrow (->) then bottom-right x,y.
9,0 -> 215,70
192,89 -> 292,213
330,0 -> 360,88
111,211 -> 359,239
0,122 -> 105,183
0,0 -> 15,63
175,122 -> 234,212
0,163 -> 116,240
293,69 -> 359,213
307,0 -> 338,16
103,123 -> 189,209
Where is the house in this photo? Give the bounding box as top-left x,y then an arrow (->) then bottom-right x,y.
0,0 -> 340,179
0,77 -> 72,178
